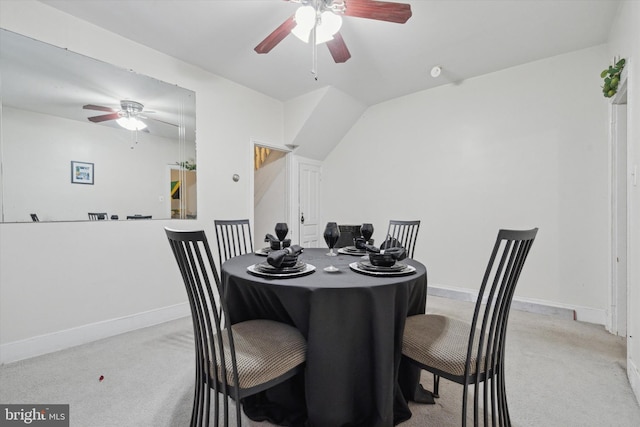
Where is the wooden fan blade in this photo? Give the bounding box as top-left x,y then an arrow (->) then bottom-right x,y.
83,104 -> 117,112
255,15 -> 296,54
87,113 -> 120,123
343,0 -> 412,23
326,32 -> 351,63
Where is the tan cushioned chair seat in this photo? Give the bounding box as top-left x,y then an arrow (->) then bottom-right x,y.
214,319 -> 306,389
402,314 -> 485,377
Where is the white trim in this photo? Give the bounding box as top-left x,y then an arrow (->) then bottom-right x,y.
427,284 -> 607,325
608,73 -> 629,336
629,357 -> 640,406
0,303 -> 190,364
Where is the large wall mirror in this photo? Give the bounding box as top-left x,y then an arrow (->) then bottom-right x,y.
0,29 -> 197,223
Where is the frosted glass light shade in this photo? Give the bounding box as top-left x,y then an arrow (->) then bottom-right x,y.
116,117 -> 147,131
292,6 -> 342,45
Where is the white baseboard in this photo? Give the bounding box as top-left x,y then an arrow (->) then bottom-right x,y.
629,358 -> 640,406
0,303 -> 190,364
427,284 -> 607,325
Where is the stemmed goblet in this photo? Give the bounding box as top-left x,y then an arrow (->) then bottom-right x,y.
275,222 -> 288,248
361,223 -> 374,244
360,223 -> 374,259
323,222 -> 340,272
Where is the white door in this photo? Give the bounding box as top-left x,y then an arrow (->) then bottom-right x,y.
298,161 -> 322,248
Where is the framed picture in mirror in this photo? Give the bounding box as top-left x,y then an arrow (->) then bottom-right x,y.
71,161 -> 94,185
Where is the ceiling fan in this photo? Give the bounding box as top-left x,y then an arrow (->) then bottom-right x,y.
255,0 -> 412,63
83,100 -> 176,131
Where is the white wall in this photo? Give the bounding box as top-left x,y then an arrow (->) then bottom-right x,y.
322,45 -> 610,322
3,107 -> 195,222
607,0 -> 640,405
0,1 -> 283,362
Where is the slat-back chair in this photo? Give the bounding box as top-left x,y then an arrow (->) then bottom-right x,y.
402,228 -> 538,427
165,228 -> 306,427
214,219 -> 254,267
386,220 -> 421,258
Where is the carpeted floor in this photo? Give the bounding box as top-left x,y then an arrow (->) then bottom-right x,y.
1,296 -> 639,426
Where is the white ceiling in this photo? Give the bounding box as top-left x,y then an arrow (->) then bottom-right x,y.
39,0 -> 621,106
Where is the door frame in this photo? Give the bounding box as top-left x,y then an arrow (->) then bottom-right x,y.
249,138 -> 293,244
608,75 -> 629,337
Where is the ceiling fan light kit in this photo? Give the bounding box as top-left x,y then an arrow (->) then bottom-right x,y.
83,99 -> 168,132
291,6 -> 343,44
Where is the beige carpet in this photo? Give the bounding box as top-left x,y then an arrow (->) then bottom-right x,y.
1,296 -> 639,426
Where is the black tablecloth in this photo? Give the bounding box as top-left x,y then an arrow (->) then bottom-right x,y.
221,248 -> 428,427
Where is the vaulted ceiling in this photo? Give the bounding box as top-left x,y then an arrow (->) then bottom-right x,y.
40,0 -> 620,106
26,1 -> 624,158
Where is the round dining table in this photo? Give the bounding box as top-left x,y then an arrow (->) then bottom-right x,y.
221,248 -> 428,427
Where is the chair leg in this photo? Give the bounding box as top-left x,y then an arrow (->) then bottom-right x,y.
433,374 -> 440,398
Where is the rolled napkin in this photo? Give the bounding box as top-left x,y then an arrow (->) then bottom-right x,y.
264,234 -> 278,244
363,243 -> 406,260
364,243 -> 380,253
380,235 -> 402,251
382,246 -> 406,261
267,245 -> 304,268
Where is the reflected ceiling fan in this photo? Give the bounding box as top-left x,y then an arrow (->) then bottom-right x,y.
255,0 -> 412,64
83,100 -> 176,131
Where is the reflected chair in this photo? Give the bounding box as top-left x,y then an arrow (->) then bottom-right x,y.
126,214 -> 152,220
30,213 -> 39,222
88,212 -> 108,220
214,219 -> 254,267
335,224 -> 362,248
386,220 -> 421,258
402,228 -> 538,427
165,228 -> 306,427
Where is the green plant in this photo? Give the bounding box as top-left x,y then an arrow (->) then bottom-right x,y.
176,160 -> 196,171
601,58 -> 625,98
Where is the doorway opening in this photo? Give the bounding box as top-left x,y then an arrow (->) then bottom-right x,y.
253,144 -> 290,245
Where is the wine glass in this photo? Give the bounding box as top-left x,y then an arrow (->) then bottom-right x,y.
275,222 -> 288,245
324,222 -> 340,256
323,222 -> 340,272
361,223 -> 374,244
360,223 -> 374,259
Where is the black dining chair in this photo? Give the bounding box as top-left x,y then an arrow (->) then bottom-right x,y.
88,212 -> 108,220
165,228 -> 306,427
335,224 -> 362,248
402,228 -> 538,427
30,213 -> 39,222
386,220 -> 421,258
214,219 -> 254,267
